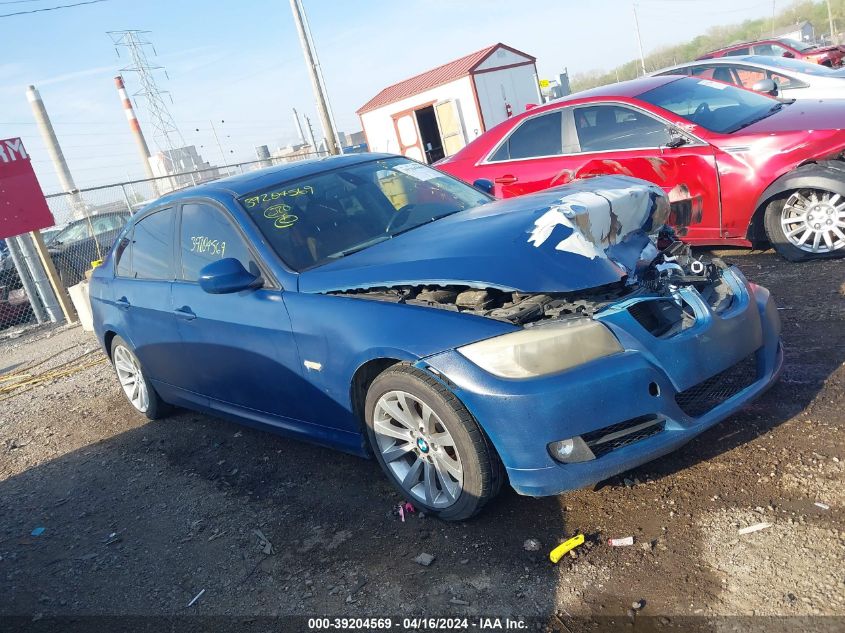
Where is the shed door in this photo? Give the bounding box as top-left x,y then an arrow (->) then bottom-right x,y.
434,100 -> 466,157
391,111 -> 424,162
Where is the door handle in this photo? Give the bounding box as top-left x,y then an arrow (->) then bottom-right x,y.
115,297 -> 130,310
494,174 -> 518,185
173,306 -> 197,321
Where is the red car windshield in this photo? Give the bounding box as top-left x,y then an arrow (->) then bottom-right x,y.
638,77 -> 783,134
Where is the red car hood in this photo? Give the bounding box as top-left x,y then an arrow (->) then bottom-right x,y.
733,99 -> 845,134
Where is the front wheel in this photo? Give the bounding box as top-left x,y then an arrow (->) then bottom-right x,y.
364,365 -> 504,521
110,336 -> 169,420
764,189 -> 845,261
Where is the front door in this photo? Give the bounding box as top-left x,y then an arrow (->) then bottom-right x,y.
168,201 -> 308,424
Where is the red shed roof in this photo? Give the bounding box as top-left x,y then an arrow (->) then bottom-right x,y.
356,43 -> 535,115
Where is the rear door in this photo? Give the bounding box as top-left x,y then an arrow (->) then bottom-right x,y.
168,200 -> 309,424
109,207 -> 182,387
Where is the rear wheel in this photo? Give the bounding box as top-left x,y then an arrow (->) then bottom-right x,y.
364,365 -> 503,521
110,336 -> 169,420
764,188 -> 845,261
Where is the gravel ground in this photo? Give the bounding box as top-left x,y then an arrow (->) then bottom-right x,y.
0,249 -> 843,629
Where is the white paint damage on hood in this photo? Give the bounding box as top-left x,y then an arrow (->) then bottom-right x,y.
527,176 -> 670,265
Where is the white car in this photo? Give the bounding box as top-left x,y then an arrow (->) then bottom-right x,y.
654,55 -> 845,100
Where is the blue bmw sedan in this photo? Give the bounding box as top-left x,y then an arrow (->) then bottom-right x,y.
91,153 -> 782,520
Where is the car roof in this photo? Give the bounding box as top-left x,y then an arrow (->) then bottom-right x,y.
703,38 -> 798,54
547,75 -> 682,105
151,153 -> 394,205
655,55 -> 810,74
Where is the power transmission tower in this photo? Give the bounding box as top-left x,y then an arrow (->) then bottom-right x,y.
107,30 -> 186,158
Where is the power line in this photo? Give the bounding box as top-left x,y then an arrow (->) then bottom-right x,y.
0,0 -> 106,18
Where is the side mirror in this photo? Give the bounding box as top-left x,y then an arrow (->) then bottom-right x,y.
664,126 -> 688,149
751,78 -> 779,96
473,178 -> 494,195
782,51 -> 795,58
198,258 -> 261,294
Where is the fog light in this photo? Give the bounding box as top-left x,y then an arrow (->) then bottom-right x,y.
548,436 -> 595,463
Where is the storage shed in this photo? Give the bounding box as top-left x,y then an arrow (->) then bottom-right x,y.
357,43 -> 540,164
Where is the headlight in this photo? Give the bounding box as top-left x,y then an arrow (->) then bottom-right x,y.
457,319 -> 623,379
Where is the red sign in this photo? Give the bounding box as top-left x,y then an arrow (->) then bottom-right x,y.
0,137 -> 56,240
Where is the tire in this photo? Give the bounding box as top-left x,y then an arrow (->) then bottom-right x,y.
763,189 -> 845,262
110,335 -> 170,420
364,364 -> 504,521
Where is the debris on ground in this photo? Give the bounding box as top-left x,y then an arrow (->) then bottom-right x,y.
186,589 -> 205,607
103,532 -> 120,545
737,522 -> 772,535
549,534 -> 585,563
523,538 -> 541,551
253,528 -> 274,555
413,552 -> 435,566
607,536 -> 634,547
30,527 -> 45,537
632,599 -> 645,611
814,502 -> 830,510
396,501 -> 415,522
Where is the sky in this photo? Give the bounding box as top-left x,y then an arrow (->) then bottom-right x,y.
0,0 -> 779,193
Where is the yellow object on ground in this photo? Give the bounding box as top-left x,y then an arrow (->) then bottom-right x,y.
549,534 -> 585,563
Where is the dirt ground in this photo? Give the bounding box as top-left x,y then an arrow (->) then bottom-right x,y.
1,249 -> 843,631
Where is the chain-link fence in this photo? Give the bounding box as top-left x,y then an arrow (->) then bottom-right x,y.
0,150 -> 328,336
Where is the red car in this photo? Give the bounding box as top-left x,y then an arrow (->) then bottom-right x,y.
437,75 -> 845,261
697,37 -> 845,68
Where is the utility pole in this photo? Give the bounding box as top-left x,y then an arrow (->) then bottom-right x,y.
209,120 -> 228,166
771,0 -> 776,36
292,108 -> 306,145
827,0 -> 838,44
304,115 -> 318,153
289,0 -> 339,155
25,85 -> 84,219
632,3 -> 647,76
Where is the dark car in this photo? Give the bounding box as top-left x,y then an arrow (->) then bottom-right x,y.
48,211 -> 130,286
90,154 -> 782,520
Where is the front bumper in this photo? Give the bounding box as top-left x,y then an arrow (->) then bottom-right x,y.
419,266 -> 783,497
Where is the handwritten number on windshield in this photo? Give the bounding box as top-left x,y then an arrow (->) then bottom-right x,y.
264,204 -> 299,229
244,185 -> 315,208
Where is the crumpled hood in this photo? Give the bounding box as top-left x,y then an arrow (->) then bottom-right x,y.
299,175 -> 670,294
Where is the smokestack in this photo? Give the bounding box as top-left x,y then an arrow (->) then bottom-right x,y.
114,75 -> 156,182
292,108 -> 306,145
26,85 -> 83,216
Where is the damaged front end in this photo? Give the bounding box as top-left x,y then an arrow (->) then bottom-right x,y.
328,237 -> 735,331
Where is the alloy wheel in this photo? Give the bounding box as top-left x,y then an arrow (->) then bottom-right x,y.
373,390 -> 464,508
113,345 -> 149,413
780,189 -> 845,254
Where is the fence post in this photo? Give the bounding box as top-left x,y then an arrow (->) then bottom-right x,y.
120,184 -> 134,214
5,236 -> 48,325
18,233 -> 67,323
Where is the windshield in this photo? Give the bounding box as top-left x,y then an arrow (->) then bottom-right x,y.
239,156 -> 492,271
777,37 -> 815,52
639,77 -> 782,134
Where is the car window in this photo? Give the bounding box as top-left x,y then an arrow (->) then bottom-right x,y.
724,47 -> 751,56
239,157 -> 491,271
129,208 -> 175,280
179,203 -> 258,282
733,66 -> 767,88
489,111 -> 563,161
753,43 -> 789,56
769,71 -> 806,90
114,230 -> 132,278
90,214 -> 126,236
574,104 -> 670,152
53,221 -> 91,244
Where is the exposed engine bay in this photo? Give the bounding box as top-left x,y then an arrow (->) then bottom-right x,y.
327,234 -> 735,328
